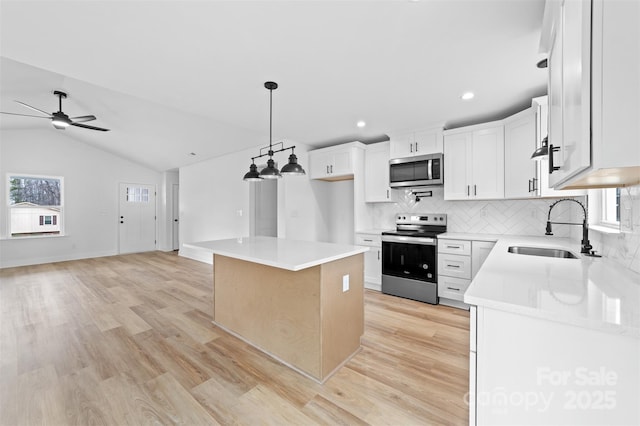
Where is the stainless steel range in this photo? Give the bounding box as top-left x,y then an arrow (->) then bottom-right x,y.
381,213 -> 447,304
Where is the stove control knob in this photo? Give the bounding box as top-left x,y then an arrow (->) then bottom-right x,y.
422,264 -> 429,270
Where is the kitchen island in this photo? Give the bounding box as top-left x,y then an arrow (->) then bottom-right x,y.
184,236 -> 368,383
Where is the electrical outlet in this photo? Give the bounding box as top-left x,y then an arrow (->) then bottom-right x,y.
237,209 -> 243,217
342,274 -> 349,292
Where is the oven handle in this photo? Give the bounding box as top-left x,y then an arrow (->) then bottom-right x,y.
382,235 -> 437,245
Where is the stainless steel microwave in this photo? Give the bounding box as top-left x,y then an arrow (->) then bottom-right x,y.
389,153 -> 444,188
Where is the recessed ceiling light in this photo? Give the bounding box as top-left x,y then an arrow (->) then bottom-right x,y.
461,92 -> 475,101
357,120 -> 366,128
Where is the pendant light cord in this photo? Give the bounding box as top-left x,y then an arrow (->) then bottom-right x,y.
269,86 -> 273,155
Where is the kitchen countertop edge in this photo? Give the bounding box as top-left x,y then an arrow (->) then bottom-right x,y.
184,237 -> 369,272
460,234 -> 640,339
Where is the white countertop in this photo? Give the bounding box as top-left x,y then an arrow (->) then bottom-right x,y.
462,235 -> 640,338
184,236 -> 368,271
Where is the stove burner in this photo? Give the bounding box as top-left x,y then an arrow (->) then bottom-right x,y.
383,212 -> 448,238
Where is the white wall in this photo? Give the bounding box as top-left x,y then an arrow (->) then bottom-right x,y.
179,141 -> 334,263
0,129 -> 164,268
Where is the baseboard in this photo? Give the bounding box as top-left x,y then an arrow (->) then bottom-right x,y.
0,249 -> 118,269
178,246 -> 213,264
439,297 -> 470,310
364,281 -> 381,292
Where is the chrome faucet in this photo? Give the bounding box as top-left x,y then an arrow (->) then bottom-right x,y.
545,198 -> 599,256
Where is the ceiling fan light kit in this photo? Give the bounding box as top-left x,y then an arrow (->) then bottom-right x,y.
243,81 -> 306,181
0,90 -> 110,132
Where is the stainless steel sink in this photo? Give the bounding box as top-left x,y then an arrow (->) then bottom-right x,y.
507,246 -> 578,259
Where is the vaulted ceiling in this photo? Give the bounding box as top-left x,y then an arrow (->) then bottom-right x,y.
0,0 -> 547,172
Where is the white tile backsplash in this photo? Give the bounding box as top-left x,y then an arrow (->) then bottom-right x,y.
368,185 -> 640,275
369,187 -> 585,239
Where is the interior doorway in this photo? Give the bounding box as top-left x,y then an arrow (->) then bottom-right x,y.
118,182 -> 157,254
250,179 -> 277,237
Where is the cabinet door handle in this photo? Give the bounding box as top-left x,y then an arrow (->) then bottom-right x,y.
415,142 -> 418,152
330,165 -> 333,173
549,144 -> 560,174
528,179 -> 533,192
467,185 -> 470,196
447,286 -> 461,291
377,250 -> 380,260
410,143 -> 413,153
532,177 -> 538,192
446,264 -> 460,268
386,189 -> 389,199
326,165 -> 329,174
473,185 -> 477,196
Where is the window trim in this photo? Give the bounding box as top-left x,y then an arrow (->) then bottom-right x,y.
588,188 -> 621,234
6,173 -> 65,239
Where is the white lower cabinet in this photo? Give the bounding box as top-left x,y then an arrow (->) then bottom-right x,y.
355,232 -> 381,291
438,238 -> 495,309
470,306 -> 639,425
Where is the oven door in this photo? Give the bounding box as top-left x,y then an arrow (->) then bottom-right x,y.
381,236 -> 437,282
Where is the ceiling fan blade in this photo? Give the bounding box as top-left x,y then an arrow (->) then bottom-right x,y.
0,111 -> 52,119
70,115 -> 96,123
70,122 -> 110,132
14,100 -> 51,116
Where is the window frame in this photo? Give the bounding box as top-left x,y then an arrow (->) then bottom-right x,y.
600,187 -> 621,228
6,173 -> 65,239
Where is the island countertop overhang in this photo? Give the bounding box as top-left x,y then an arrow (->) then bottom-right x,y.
184,236 -> 369,271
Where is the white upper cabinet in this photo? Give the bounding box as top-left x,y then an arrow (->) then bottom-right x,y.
504,107 -> 538,199
309,142 -> 364,181
389,127 -> 443,159
542,0 -> 640,189
364,141 -> 394,203
444,122 -> 505,200
532,96 -> 585,198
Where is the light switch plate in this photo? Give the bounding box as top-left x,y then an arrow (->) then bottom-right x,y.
342,274 -> 349,292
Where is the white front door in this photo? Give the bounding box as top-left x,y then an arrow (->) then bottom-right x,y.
119,183 -> 156,254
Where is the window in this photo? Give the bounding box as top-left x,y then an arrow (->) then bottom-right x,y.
126,186 -> 149,203
601,188 -> 620,226
8,175 -> 63,237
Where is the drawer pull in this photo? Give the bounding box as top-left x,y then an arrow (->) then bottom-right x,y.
363,239 -> 373,242
446,286 -> 461,291
446,264 -> 460,268
446,245 -> 461,249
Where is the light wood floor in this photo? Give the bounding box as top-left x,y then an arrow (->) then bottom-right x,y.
0,251 -> 470,425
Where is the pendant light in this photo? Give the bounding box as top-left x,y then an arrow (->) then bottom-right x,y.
531,136 -> 550,160
243,81 -> 306,181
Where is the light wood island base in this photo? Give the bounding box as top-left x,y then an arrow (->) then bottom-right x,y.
213,253 -> 364,383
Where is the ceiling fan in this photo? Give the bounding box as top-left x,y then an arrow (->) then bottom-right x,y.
0,90 -> 110,131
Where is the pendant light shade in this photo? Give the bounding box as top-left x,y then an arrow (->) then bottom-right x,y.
243,81 -> 305,181
243,162 -> 263,181
259,158 -> 281,179
531,136 -> 549,160
280,151 -> 306,176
